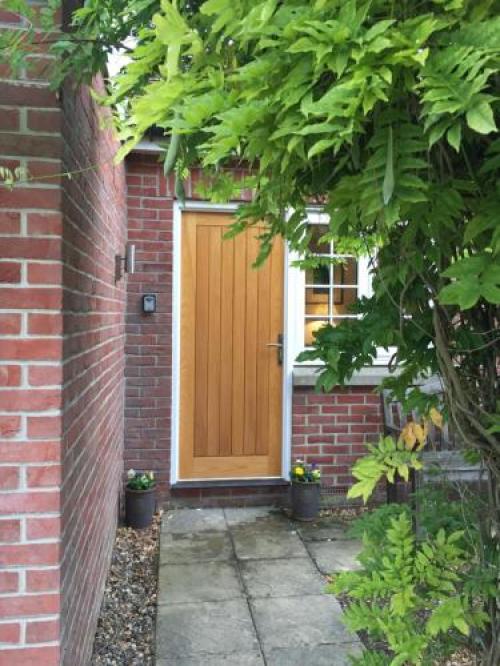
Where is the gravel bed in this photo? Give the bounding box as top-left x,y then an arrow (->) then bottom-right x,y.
318,505 -> 368,522
91,512 -> 161,665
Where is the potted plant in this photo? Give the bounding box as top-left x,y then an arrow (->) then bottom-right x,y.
125,469 -> 156,529
290,460 -> 321,521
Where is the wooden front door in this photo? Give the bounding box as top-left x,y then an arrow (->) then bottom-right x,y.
179,211 -> 284,480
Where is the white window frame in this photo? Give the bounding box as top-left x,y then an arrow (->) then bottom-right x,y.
287,210 -> 392,366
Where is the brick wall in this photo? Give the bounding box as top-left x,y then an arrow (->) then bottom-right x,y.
59,78 -> 127,665
123,157 -> 385,506
124,159 -> 254,502
0,6 -> 127,664
125,154 -> 174,501
292,386 -> 384,497
0,5 -> 63,662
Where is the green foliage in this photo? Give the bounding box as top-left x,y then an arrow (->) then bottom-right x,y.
0,0 -> 60,77
348,485 -> 479,546
439,254 -> 500,309
347,502 -> 410,544
413,485 -> 476,541
51,0 -> 168,88
343,488 -> 498,664
126,469 -> 156,490
332,512 -> 489,666
348,435 -> 423,503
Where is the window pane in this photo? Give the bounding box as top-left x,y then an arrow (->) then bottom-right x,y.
304,318 -> 328,346
305,264 -> 330,286
301,219 -> 361,351
332,287 -> 357,315
333,258 -> 357,286
308,224 -> 329,254
305,287 -> 329,316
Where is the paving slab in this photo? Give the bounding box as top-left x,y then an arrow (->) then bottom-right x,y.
240,557 -> 325,599
307,539 -> 362,574
161,508 -> 226,534
159,531 -> 233,563
156,599 -> 260,659
158,561 -> 243,604
156,508 -> 363,665
224,507 -> 285,527
156,652 -> 264,665
296,522 -> 352,542
264,643 -> 363,665
231,525 -> 308,560
250,595 -> 357,650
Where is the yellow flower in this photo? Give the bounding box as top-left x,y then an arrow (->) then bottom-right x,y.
294,467 -> 304,476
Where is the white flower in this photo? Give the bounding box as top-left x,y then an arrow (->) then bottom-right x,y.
127,468 -> 136,479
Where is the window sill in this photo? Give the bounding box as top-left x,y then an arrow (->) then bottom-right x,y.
293,365 -> 396,387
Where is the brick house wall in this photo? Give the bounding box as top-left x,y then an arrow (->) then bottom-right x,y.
0,7 -> 126,664
124,157 -> 256,502
292,386 -> 384,496
124,153 -> 385,506
124,154 -> 174,500
59,80 -> 127,665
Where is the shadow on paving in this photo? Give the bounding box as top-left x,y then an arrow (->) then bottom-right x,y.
156,507 -> 362,665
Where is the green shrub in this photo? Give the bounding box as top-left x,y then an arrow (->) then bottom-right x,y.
126,469 -> 156,491
347,503 -> 410,544
414,485 -> 478,543
331,512 -> 489,666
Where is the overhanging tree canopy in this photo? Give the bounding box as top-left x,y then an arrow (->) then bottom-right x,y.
103,0 -> 500,451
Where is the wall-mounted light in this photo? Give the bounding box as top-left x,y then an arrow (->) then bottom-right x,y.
115,244 -> 136,281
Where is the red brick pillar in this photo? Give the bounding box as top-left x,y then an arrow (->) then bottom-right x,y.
125,154 -> 174,501
0,6 -> 63,664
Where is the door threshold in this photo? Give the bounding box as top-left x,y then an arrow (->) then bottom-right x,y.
172,478 -> 289,490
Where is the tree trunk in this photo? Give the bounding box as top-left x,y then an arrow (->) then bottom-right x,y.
483,629 -> 500,666
482,471 -> 500,666
432,307 -> 499,665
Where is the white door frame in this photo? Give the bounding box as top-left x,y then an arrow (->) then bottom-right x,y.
170,200 -> 293,484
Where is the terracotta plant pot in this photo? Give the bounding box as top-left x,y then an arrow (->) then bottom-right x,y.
125,485 -> 156,529
291,481 -> 320,521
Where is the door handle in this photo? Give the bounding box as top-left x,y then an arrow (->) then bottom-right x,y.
266,334 -> 283,365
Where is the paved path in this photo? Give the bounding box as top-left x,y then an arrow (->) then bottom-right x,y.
156,507 -> 363,665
